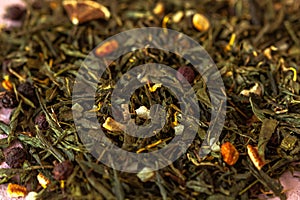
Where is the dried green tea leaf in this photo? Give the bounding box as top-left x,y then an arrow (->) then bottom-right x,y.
249,97 -> 266,121
258,119 -> 278,158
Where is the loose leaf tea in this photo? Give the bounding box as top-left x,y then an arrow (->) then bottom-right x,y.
0,0 -> 299,200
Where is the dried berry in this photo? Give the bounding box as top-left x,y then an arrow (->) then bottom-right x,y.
221,142 -> 239,166
35,113 -> 49,130
17,82 -> 35,98
52,160 -> 74,180
5,147 -> 27,168
1,92 -> 18,108
4,5 -> 26,21
176,66 -> 195,84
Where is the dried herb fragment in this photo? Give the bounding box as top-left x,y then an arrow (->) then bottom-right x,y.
52,160 -> 74,180
4,147 -> 27,168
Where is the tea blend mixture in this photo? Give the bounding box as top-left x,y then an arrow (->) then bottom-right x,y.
0,0 -> 300,199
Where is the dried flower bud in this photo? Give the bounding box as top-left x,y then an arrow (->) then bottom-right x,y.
52,160 -> 74,181
176,66 -> 195,84
7,183 -> 27,198
2,92 -> 18,108
35,113 -> 49,130
4,5 -> 26,21
5,147 -> 27,168
221,142 -> 239,166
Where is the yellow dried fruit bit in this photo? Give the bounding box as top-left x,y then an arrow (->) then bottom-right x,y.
148,83 -> 162,92
153,2 -> 164,15
37,172 -> 51,188
103,117 -> 125,132
221,142 -> 239,166
192,13 -> 210,32
225,33 -> 236,51
7,183 -> 27,198
247,144 -> 265,170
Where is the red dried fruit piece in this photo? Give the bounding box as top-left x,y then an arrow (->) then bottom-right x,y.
176,66 -> 195,84
5,147 -> 27,168
52,160 -> 74,181
221,142 -> 239,166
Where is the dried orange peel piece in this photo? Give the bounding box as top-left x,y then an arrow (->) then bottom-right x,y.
63,0 -> 111,25
221,142 -> 239,166
247,144 -> 265,170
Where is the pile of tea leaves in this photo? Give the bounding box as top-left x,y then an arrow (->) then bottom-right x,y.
0,0 -> 300,199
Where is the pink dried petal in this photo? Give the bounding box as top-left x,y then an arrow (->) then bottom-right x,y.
0,106 -> 14,124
